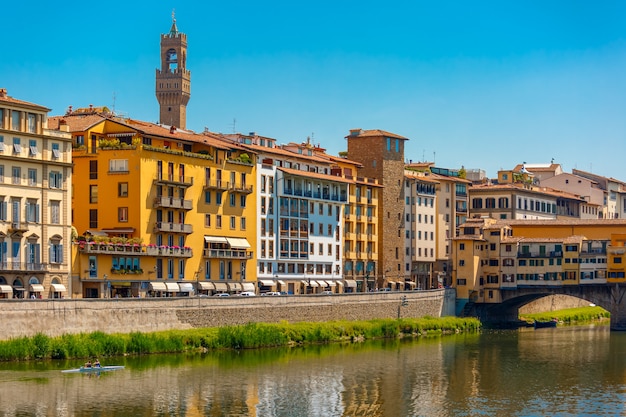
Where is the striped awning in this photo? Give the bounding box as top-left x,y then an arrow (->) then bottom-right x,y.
242,282 -> 256,292
204,236 -> 228,244
165,282 -> 180,292
259,280 -> 275,286
149,282 -> 167,291
228,282 -> 242,291
197,281 -> 215,290
214,282 -> 228,291
226,237 -> 251,249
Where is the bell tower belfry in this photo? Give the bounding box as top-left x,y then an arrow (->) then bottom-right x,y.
156,11 -> 191,129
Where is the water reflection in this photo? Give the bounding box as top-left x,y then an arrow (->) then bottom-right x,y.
1,325 -> 625,416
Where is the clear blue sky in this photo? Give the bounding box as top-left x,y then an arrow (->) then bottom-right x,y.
4,1 -> 626,180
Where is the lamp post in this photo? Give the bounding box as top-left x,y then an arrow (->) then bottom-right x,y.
103,274 -> 109,298
194,267 -> 203,296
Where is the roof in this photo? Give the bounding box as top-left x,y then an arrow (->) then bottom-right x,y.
511,163 -> 561,172
0,89 -> 49,112
345,129 -> 409,140
470,182 -> 585,201
278,167 -> 353,184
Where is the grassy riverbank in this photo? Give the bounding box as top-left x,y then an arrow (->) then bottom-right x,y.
519,306 -> 610,325
0,316 -> 480,362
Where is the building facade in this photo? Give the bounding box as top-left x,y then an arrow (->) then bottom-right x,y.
0,88 -> 73,299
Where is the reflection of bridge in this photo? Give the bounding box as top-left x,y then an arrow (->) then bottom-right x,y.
463,285 -> 626,330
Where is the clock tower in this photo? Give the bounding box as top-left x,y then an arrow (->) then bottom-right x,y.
156,13 -> 191,129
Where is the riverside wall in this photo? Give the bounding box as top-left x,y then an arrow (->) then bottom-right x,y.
0,289 -> 455,341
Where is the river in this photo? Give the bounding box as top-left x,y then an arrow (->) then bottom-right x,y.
0,324 -> 623,416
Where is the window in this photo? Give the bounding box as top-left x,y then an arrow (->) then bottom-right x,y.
457,279 -> 466,286
230,216 -> 236,229
89,185 -> 98,203
89,209 -> 98,228
49,171 -> 62,189
240,217 -> 246,230
27,113 -> 36,133
109,159 -> 128,172
29,139 -> 38,156
118,182 -> 128,197
216,215 -> 222,228
216,192 -> 222,205
28,169 -> 37,186
12,166 -> 20,184
240,195 -> 246,207
50,201 -> 60,224
49,239 -> 63,264
52,143 -> 60,159
230,194 -> 236,207
11,111 -> 20,131
118,207 -> 128,222
26,200 -> 39,222
205,214 -> 211,227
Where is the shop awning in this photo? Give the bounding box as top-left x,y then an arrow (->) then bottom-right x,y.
204,236 -> 228,244
326,280 -> 337,286
0,285 -> 12,293
242,282 -> 255,292
308,280 -> 319,287
165,282 -> 180,292
178,283 -> 194,293
51,283 -> 67,292
259,280 -> 275,286
214,282 -> 228,292
228,282 -> 242,291
344,280 -> 357,288
30,284 -> 45,292
277,280 -> 286,286
197,281 -> 215,290
227,237 -> 251,248
336,281 -> 344,286
316,280 -> 328,287
149,282 -> 167,291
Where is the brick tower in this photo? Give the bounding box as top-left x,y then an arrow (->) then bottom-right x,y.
156,13 -> 191,129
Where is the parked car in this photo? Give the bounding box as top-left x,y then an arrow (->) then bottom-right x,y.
239,291 -> 256,297
321,291 -> 333,295
214,293 -> 230,297
262,291 -> 281,296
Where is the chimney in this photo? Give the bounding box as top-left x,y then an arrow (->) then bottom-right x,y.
0,88 -> 7,98
170,126 -> 176,134
349,128 -> 362,137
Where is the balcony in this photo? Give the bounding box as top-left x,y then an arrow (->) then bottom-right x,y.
228,182 -> 254,194
8,222 -> 28,233
154,175 -> 193,188
154,222 -> 193,234
153,196 -> 193,210
204,179 -> 229,191
0,262 -> 47,272
145,246 -> 193,257
203,249 -> 253,259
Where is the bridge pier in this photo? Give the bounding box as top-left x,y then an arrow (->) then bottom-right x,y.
609,284 -> 626,331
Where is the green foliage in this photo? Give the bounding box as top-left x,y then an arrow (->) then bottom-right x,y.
520,306 -> 610,325
0,317 -> 480,362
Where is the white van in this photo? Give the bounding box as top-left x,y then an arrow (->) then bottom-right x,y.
239,291 -> 256,297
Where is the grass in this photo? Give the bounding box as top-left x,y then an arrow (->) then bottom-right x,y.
519,306 -> 610,325
0,317 -> 480,362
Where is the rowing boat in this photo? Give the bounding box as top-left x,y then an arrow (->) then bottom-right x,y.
62,365 -> 125,373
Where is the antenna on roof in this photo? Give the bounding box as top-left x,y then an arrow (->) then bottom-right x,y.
231,118 -> 236,133
112,91 -> 116,115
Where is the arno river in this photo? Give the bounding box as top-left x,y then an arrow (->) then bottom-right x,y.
0,324 -> 624,416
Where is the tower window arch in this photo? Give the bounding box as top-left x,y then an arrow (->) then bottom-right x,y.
166,49 -> 178,71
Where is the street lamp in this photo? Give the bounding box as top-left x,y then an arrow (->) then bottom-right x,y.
194,267 -> 203,296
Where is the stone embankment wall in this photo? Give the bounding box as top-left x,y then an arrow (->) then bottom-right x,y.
0,289 -> 455,341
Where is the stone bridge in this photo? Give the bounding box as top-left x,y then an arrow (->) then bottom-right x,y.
470,284 -> 626,330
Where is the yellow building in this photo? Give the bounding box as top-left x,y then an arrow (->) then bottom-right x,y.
49,109 -> 257,298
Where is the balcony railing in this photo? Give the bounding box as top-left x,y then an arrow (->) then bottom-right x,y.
154,222 -> 193,234
204,179 -> 229,190
517,251 -> 563,258
0,262 -> 47,272
228,183 -> 254,194
203,249 -> 253,259
154,175 -> 193,188
153,196 -> 193,210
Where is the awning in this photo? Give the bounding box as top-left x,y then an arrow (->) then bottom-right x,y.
406,281 -> 417,287
277,280 -> 286,286
204,236 -> 228,244
214,282 -> 228,292
178,283 -> 194,293
308,280 -> 319,287
51,283 -> 67,292
259,280 -> 275,286
0,285 -> 12,293
149,282 -> 167,291
336,281 -> 344,286
242,282 -> 255,292
228,282 -> 242,291
344,280 -> 357,288
227,237 -> 251,249
30,284 -> 45,292
165,282 -> 180,292
85,229 -> 108,237
197,281 -> 215,290
326,280 -> 337,286
316,280 -> 328,287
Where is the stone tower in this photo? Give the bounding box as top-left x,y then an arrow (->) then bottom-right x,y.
346,129 -> 409,288
156,14 -> 191,129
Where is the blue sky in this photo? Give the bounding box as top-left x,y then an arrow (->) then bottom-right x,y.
4,1 -> 626,180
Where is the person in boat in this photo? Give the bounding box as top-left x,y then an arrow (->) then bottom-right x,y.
84,360 -> 92,368
93,359 -> 101,368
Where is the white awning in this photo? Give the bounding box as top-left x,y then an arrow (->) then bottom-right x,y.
214,282 -> 228,291
30,284 -> 45,292
259,280 -> 275,286
51,283 -> 67,292
309,280 -> 319,287
326,280 -> 337,286
344,280 -> 357,288
227,237 -> 251,249
277,280 -> 286,286
228,282 -> 242,291
242,282 -> 256,292
178,283 -> 194,293
317,280 -> 328,287
335,281 -> 344,286
0,285 -> 12,293
165,282 -> 180,292
197,281 -> 215,290
204,236 -> 228,244
149,282 -> 167,291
